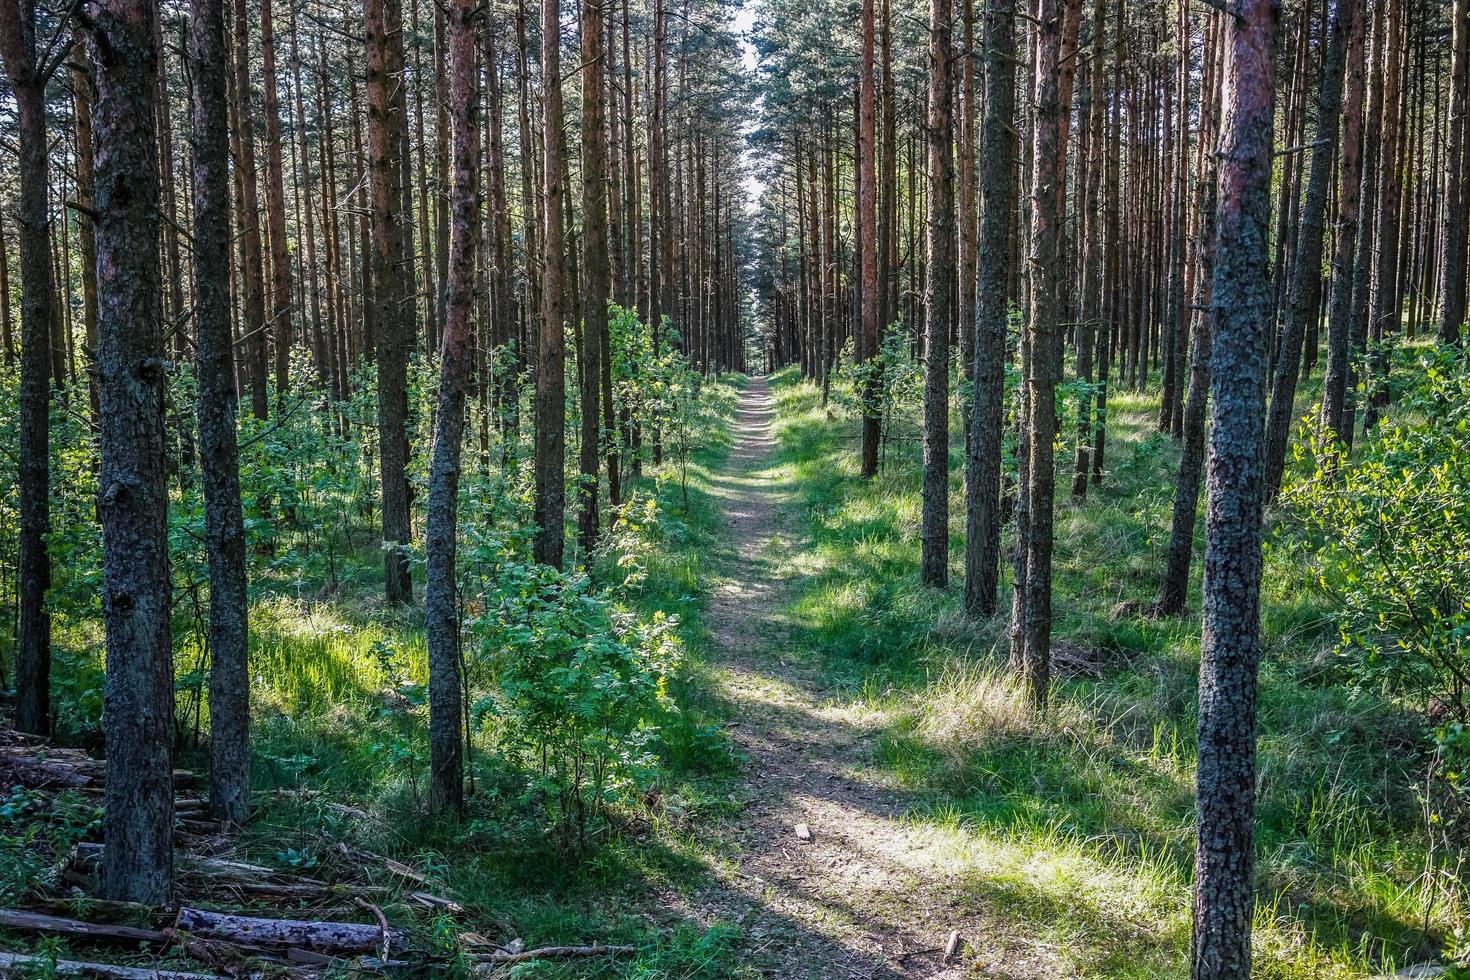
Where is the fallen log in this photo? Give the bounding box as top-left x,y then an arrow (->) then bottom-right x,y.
26,897 -> 170,926
470,944 -> 637,966
0,951 -> 237,979
0,908 -> 170,945
0,751 -> 94,789
173,907 -> 406,956
198,880 -> 391,901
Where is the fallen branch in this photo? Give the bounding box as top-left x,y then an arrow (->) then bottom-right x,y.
0,951 -> 239,979
471,944 -> 637,966
173,907 -> 406,956
354,896 -> 392,961
0,908 -> 170,945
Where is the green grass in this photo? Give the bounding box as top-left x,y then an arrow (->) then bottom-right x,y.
762,363 -> 1462,978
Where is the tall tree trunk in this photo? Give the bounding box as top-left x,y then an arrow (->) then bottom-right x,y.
1440,0 -> 1469,344
1191,0 -> 1277,975
920,0 -> 954,588
1321,3 -> 1367,439
366,0 -> 415,602
71,34 -> 100,422
534,0 -> 567,568
91,0 -> 176,905
1015,0 -> 1070,708
189,0 -> 250,826
232,0 -> 269,418
578,0 -> 609,553
425,0 -> 479,816
964,0 -> 1015,618
260,0 -> 292,400
0,0 -> 56,736
857,0 -> 881,478
1071,0 -> 1105,500
0,210 -> 12,368
1263,0 -> 1354,500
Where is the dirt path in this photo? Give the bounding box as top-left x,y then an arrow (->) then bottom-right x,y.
679,375 -> 1000,979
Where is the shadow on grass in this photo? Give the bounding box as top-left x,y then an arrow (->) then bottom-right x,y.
749,365 -> 1453,978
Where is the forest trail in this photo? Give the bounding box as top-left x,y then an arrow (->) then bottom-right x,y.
674,376 -> 1025,979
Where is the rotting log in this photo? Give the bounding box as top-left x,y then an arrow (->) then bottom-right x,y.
173,907 -> 406,955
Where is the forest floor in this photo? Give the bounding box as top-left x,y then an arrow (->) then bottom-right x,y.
660,375 -> 1029,979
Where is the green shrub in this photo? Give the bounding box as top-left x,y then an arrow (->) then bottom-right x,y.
473,561 -> 683,851
1282,345 -> 1470,844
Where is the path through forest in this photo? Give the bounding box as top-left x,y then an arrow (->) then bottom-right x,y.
669,376 -> 1053,979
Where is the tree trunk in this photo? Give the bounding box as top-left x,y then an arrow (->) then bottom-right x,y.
366,0 -> 415,603
231,0 -> 269,419
189,0 -> 251,827
260,0 -> 292,400
534,0 -> 567,569
91,0 -> 176,905
920,0 -> 954,588
1439,0 -> 1469,343
963,0 -> 1015,619
578,0 -> 609,553
0,0 -> 56,737
1156,16 -> 1222,619
857,0 -> 881,478
1190,0 -> 1277,975
1320,4 -> 1367,440
425,0 -> 480,816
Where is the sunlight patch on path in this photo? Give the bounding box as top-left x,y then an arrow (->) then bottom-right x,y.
684,375 -> 1073,979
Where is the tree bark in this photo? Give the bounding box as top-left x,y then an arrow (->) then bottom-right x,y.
963,0 -> 1015,619
920,0 -> 954,588
857,0 -> 881,478
425,0 -> 479,817
1016,0 -> 1069,708
534,0 -> 567,569
1440,0 -> 1470,344
1320,3 -> 1366,440
366,0 -> 415,602
260,0 -> 292,400
189,0 -> 251,827
231,0 -> 269,419
1191,0 -> 1277,975
578,0 -> 609,553
91,0 -> 176,905
0,0 -> 56,737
